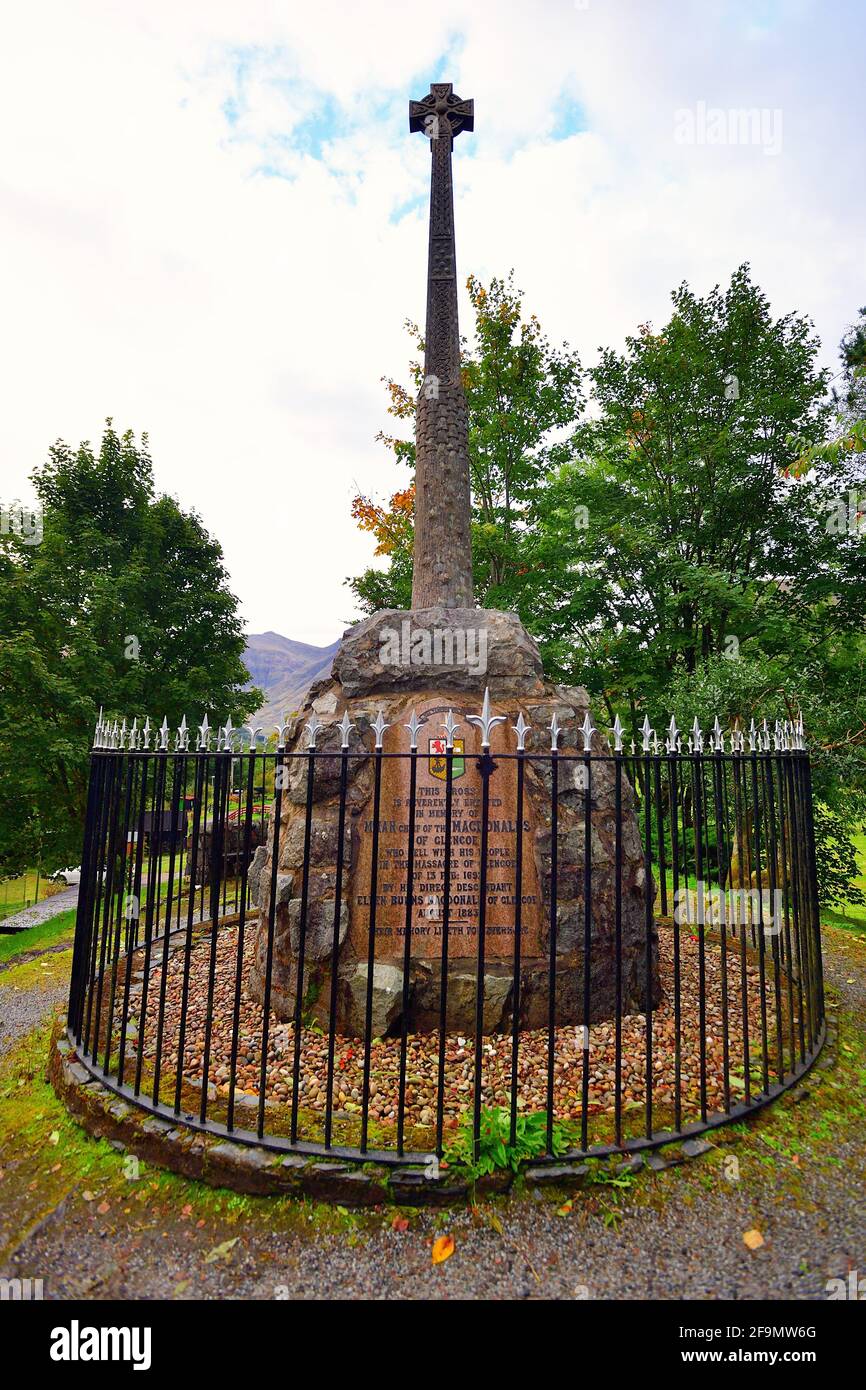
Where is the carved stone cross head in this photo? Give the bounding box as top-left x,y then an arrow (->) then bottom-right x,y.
409,82 -> 474,145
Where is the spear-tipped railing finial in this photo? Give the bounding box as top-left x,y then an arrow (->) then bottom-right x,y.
303,714 -> 324,749
273,717 -> 293,750
512,711 -> 531,752
371,709 -> 391,749
640,714 -> 653,754
404,709 -> 425,750
442,710 -> 460,749
466,688 -> 506,749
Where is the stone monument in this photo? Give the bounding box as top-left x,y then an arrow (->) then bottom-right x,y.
249,83 -> 659,1034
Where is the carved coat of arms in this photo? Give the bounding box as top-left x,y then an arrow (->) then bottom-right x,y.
428,736 -> 465,781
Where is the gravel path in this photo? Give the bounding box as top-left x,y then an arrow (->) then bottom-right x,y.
1,925 -> 863,1300
0,970 -> 70,1056
0,885 -> 77,934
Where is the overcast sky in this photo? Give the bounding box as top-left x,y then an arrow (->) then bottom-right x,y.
1,0 -> 863,645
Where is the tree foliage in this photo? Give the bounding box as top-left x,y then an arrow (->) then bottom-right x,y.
0,421 -> 261,873
347,272 -> 583,613
351,268 -> 866,906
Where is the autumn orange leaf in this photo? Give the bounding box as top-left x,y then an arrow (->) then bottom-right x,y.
743,1229 -> 764,1250
392,1215 -> 409,1233
432,1234 -> 455,1264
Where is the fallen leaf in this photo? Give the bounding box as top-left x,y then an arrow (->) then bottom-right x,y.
743,1229 -> 764,1250
48,1131 -> 60,1146
82,1190 -> 95,1202
97,1201 -> 110,1215
432,1234 -> 455,1265
556,1200 -> 574,1217
392,1215 -> 409,1232
204,1237 -> 239,1264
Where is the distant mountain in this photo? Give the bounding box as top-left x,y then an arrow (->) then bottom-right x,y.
244,631 -> 341,726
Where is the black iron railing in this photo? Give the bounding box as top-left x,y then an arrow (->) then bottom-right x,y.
66,709 -> 824,1170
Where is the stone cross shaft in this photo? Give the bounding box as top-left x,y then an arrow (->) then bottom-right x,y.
408,82 -> 475,610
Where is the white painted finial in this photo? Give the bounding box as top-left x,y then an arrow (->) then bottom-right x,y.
466,688 -> 506,749
512,711 -> 531,751
549,711 -> 562,752
404,710 -> 425,749
641,714 -> 653,753
371,708 -> 391,749
304,714 -> 324,749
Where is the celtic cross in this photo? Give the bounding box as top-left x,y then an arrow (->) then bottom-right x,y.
408,82 -> 475,610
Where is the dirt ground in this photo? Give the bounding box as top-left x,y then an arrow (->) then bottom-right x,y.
0,922 -> 863,1300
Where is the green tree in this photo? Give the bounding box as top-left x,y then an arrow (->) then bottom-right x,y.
833,305 -> 866,420
348,272 -> 583,612
0,421 -> 261,873
528,266 -> 841,712
351,266 -> 866,911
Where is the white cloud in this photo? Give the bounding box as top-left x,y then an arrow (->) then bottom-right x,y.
0,0 -> 863,644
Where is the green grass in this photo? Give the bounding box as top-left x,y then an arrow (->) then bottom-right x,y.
655,827 -> 866,941
819,829 -> 866,937
0,869 -> 67,922
0,908 -> 78,964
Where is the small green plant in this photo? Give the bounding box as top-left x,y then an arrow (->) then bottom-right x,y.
445,1106 -> 570,1178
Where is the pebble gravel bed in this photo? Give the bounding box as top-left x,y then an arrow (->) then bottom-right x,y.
120,925 -> 792,1143
1,925 -> 861,1301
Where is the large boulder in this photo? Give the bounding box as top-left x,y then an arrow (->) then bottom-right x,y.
248,612 -> 660,1034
